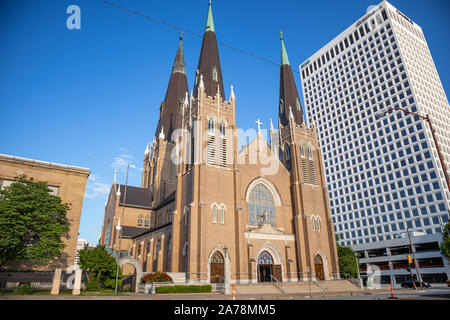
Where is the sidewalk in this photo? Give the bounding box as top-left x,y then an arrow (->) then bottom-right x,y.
0,287 -> 423,300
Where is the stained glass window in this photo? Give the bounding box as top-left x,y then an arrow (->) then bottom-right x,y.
248,183 -> 276,227
211,251 -> 224,263
258,251 -> 274,265
156,239 -> 161,253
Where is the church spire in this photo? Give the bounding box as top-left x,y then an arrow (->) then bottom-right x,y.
155,33 -> 189,140
193,0 -> 225,100
278,31 -> 304,126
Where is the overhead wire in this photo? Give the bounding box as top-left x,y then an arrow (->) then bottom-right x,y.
100,0 -> 300,73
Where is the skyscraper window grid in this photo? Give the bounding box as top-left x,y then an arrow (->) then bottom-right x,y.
300,1 -> 450,247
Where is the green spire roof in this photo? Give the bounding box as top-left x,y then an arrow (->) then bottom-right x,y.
205,0 -> 215,32
280,31 -> 290,66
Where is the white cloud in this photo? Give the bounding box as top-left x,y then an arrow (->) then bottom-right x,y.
111,147 -> 138,173
85,173 -> 110,199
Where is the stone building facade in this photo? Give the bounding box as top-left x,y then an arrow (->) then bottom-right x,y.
99,1 -> 339,284
0,153 -> 90,271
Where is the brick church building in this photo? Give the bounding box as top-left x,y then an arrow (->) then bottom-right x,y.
99,1 -> 339,285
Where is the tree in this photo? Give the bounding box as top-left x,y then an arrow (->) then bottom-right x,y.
336,235 -> 359,278
0,175 -> 70,266
441,222 -> 450,258
78,245 -> 122,290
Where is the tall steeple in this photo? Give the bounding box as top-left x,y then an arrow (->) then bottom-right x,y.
278,31 -> 304,126
155,33 -> 189,140
193,0 -> 225,100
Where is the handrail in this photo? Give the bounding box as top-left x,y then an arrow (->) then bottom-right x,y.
210,275 -> 225,283
270,275 -> 285,295
339,273 -> 361,288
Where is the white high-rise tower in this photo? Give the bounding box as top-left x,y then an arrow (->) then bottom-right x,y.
300,1 -> 450,246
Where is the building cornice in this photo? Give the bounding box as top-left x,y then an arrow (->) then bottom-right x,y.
0,153 -> 90,176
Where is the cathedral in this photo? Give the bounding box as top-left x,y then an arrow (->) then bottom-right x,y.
99,1 -> 339,285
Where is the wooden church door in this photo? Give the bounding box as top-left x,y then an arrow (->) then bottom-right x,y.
210,251 -> 225,283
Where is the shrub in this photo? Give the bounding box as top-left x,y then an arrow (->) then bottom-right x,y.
13,283 -> 34,295
85,278 -> 101,291
155,285 -> 212,294
142,272 -> 173,283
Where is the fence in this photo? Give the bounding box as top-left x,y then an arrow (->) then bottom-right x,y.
0,269 -> 84,294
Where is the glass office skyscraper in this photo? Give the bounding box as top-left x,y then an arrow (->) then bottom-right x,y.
300,1 -> 450,246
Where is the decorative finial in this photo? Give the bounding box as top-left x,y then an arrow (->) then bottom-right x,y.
159,126 -> 165,140
230,84 -> 235,98
113,169 -> 117,184
199,74 -> 205,89
145,143 -> 149,155
270,118 -> 274,131
184,91 -> 189,105
289,106 -> 294,119
116,184 -> 121,196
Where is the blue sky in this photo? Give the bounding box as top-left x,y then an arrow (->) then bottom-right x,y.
1,0 -> 448,244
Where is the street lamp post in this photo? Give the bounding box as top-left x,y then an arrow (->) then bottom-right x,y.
376,108 -> 450,192
114,164 -> 129,294
354,252 -> 363,289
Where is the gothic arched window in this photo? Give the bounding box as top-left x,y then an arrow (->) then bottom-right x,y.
156,239 -> 161,253
211,251 -> 224,263
208,119 -> 215,133
212,66 -> 218,81
220,122 -> 226,136
167,236 -> 172,252
300,144 -> 305,157
284,143 -> 291,161
279,99 -> 285,113
248,183 -> 276,227
316,217 -> 321,231
258,251 -> 274,265
219,206 -> 225,224
212,205 -> 218,224
308,146 -> 313,159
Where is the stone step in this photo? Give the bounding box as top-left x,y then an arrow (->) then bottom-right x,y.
234,280 -> 361,295
166,272 -> 186,284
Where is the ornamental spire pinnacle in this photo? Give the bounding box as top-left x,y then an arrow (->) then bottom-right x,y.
206,0 -> 215,32
280,31 -> 290,66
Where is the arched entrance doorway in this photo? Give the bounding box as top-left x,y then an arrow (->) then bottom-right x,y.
257,251 -> 282,282
314,254 -> 325,280
119,257 -> 143,293
210,251 -> 225,283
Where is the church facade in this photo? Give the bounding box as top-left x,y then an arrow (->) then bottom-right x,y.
99,1 -> 339,284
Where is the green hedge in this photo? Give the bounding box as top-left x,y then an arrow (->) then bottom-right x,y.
155,285 -> 212,294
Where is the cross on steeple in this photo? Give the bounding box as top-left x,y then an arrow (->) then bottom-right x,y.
255,119 -> 263,134
279,30 -> 283,40
179,30 -> 184,40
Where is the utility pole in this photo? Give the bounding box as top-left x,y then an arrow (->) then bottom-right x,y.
406,221 -> 424,290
